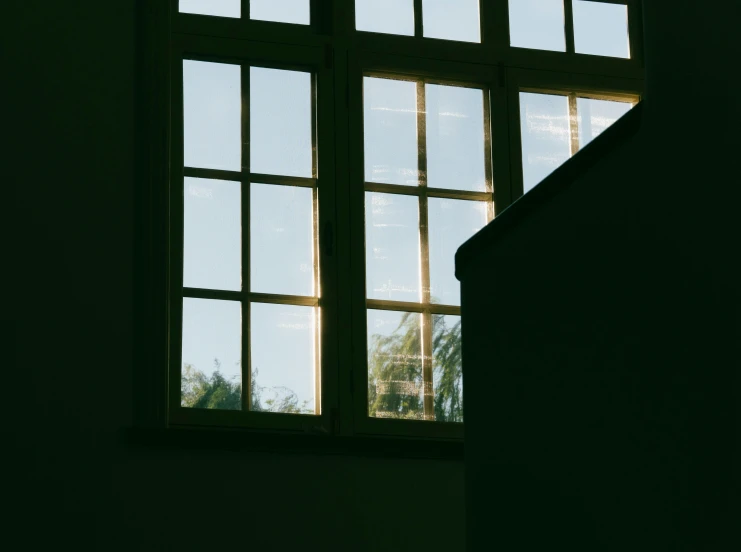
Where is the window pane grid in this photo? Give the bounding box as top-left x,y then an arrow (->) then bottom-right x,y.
168,3 -> 644,436
363,74 -> 493,423
180,57 -> 321,416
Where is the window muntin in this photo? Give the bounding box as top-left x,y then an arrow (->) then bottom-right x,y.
362,75 -> 492,424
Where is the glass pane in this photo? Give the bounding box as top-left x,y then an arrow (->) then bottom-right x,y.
426,84 -> 487,192
183,60 -> 241,171
184,178 -> 241,291
367,310 -> 426,421
250,303 -> 317,414
509,0 -> 566,52
573,1 -> 630,58
181,298 -> 242,410
423,0 -> 480,42
519,92 -> 571,193
250,0 -> 310,25
364,77 -> 419,186
365,192 -> 421,302
179,0 -> 240,18
432,314 -> 463,423
250,67 -> 313,178
250,183 -> 314,296
577,97 -> 632,149
428,198 -> 488,306
356,0 -> 415,36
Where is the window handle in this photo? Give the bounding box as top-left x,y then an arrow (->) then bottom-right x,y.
322,221 -> 334,257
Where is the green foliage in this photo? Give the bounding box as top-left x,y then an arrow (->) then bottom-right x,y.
367,313 -> 463,423
181,359 -> 242,410
181,360 -> 313,414
251,370 -> 313,414
367,312 -> 425,420
182,315 -> 462,421
431,316 -> 463,423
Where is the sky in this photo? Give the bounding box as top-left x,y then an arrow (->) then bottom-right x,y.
179,0 -> 633,414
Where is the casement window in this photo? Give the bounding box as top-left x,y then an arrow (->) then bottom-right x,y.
143,0 -> 643,439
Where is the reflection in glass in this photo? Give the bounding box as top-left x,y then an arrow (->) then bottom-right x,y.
428,198 -> 487,306
184,178 -> 241,291
183,60 -> 241,171
364,77 -> 419,186
423,0 -> 480,42
250,67 -> 313,178
181,298 -> 242,410
365,193 -> 421,302
577,97 -> 632,148
250,183 -> 314,297
179,0 -> 240,18
573,1 -> 630,58
509,0 -> 566,52
426,84 -> 487,192
355,0 -> 414,36
250,303 -> 317,414
250,0 -> 310,25
432,314 -> 463,423
519,92 -> 571,193
367,310 -> 425,420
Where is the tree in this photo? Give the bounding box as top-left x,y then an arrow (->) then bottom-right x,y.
182,314 -> 463,421
181,359 -> 313,414
367,313 -> 463,423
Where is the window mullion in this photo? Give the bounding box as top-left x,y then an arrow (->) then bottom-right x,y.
310,71 -> 322,416
416,80 -> 434,421
564,0 -> 576,54
414,0 -> 424,38
568,92 -> 580,156
241,63 -> 252,412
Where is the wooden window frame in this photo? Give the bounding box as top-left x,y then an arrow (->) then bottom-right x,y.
136,0 -> 645,442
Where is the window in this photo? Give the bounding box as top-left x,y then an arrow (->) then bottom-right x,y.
146,0 -> 643,439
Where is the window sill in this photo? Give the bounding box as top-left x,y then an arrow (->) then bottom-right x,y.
123,427 -> 464,461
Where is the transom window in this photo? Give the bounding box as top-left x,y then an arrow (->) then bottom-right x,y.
150,0 -> 644,439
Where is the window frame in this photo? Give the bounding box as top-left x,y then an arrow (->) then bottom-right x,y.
167,33 -> 339,433
137,0 -> 646,440
346,52 -> 503,439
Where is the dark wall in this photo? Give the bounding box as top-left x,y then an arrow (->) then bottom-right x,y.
462,2 -> 739,550
9,1 -> 464,549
